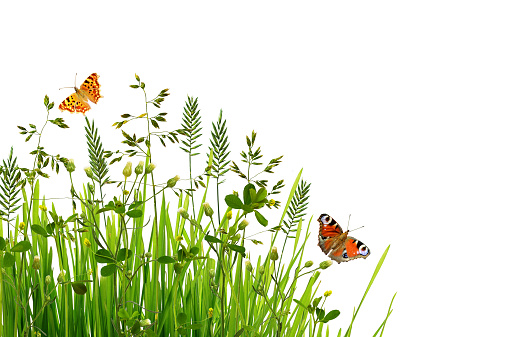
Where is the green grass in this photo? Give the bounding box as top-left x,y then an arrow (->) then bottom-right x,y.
0,74 -> 394,336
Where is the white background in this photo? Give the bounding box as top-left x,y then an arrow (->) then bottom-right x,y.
1,1 -> 512,336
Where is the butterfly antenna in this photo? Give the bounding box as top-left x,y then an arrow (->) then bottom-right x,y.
349,225 -> 365,232
347,214 -> 352,231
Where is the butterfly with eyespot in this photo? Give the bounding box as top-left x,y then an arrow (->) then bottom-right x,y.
317,213 -> 370,263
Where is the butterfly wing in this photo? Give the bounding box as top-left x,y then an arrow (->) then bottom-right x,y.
59,92 -> 91,114
79,73 -> 102,104
329,236 -> 370,263
317,213 -> 370,263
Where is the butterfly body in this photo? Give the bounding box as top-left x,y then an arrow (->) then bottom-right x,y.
59,73 -> 102,114
317,213 -> 370,263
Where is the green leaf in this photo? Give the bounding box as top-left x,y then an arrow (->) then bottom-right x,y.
312,296 -> 321,308
177,312 -> 188,325
255,187 -> 268,202
101,264 -> 117,277
118,308 -> 130,320
254,210 -> 268,226
117,248 -> 133,261
157,256 -> 176,264
31,225 -> 49,237
0,237 -> 6,251
234,328 -> 245,337
3,252 -> 15,268
205,235 -> 223,244
65,213 -> 78,223
71,282 -> 87,295
126,209 -> 142,218
316,308 -> 325,320
227,244 -> 246,256
321,309 -> 340,323
189,246 -> 200,256
95,249 -> 116,263
243,183 -> 256,204
293,299 -> 308,310
130,320 -> 140,334
114,205 -> 126,214
11,240 -> 31,252
225,194 -> 243,209
128,201 -> 144,210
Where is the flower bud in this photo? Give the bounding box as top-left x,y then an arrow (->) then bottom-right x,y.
88,269 -> 93,277
209,269 -> 215,278
258,266 -> 265,275
84,166 -> 93,178
57,270 -> 66,283
304,260 -> 314,268
245,260 -> 253,273
270,247 -> 278,261
123,190 -> 129,195
140,319 -> 151,327
203,203 -> 214,217
45,275 -> 51,285
19,222 -> 26,230
145,163 -> 156,175
134,161 -> 144,175
178,208 -> 189,219
174,263 -> 183,274
208,308 -> 214,318
126,270 -> 132,277
32,256 -> 41,270
66,159 -> 75,173
233,191 -> 238,197
232,234 -> 241,242
39,204 -> 47,212
167,175 -> 180,188
45,295 -> 51,302
226,211 -> 232,220
84,238 -> 91,248
176,235 -> 183,242
122,161 -> 132,178
268,199 -> 276,207
145,252 -> 152,259
324,290 -> 333,297
238,219 -> 249,230
319,260 -> 333,270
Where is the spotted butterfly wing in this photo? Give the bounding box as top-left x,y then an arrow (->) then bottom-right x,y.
59,73 -> 102,114
317,213 -> 370,263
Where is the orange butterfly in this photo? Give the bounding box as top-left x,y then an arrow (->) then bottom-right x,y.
59,73 -> 102,114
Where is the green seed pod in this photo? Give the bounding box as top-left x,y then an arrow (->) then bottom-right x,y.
258,266 -> 265,275
178,208 -> 189,219
145,163 -> 156,175
45,275 -> 51,285
84,166 -> 93,178
304,260 -> 314,268
245,260 -> 253,273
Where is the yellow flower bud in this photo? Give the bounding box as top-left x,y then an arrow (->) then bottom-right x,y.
122,161 -> 132,178
208,308 -> 213,318
39,205 -> 47,212
324,290 -> 333,297
176,235 -> 183,242
84,238 -> 91,248
269,199 -> 276,207
226,211 -> 232,220
19,222 -> 26,230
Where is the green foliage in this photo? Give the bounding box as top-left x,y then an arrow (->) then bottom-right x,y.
0,76 -> 394,337
85,116 -> 110,186
180,96 -> 202,156
0,147 -> 23,223
283,179 -> 311,237
208,110 -> 230,183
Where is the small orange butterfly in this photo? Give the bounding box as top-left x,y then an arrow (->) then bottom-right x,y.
59,73 -> 102,114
